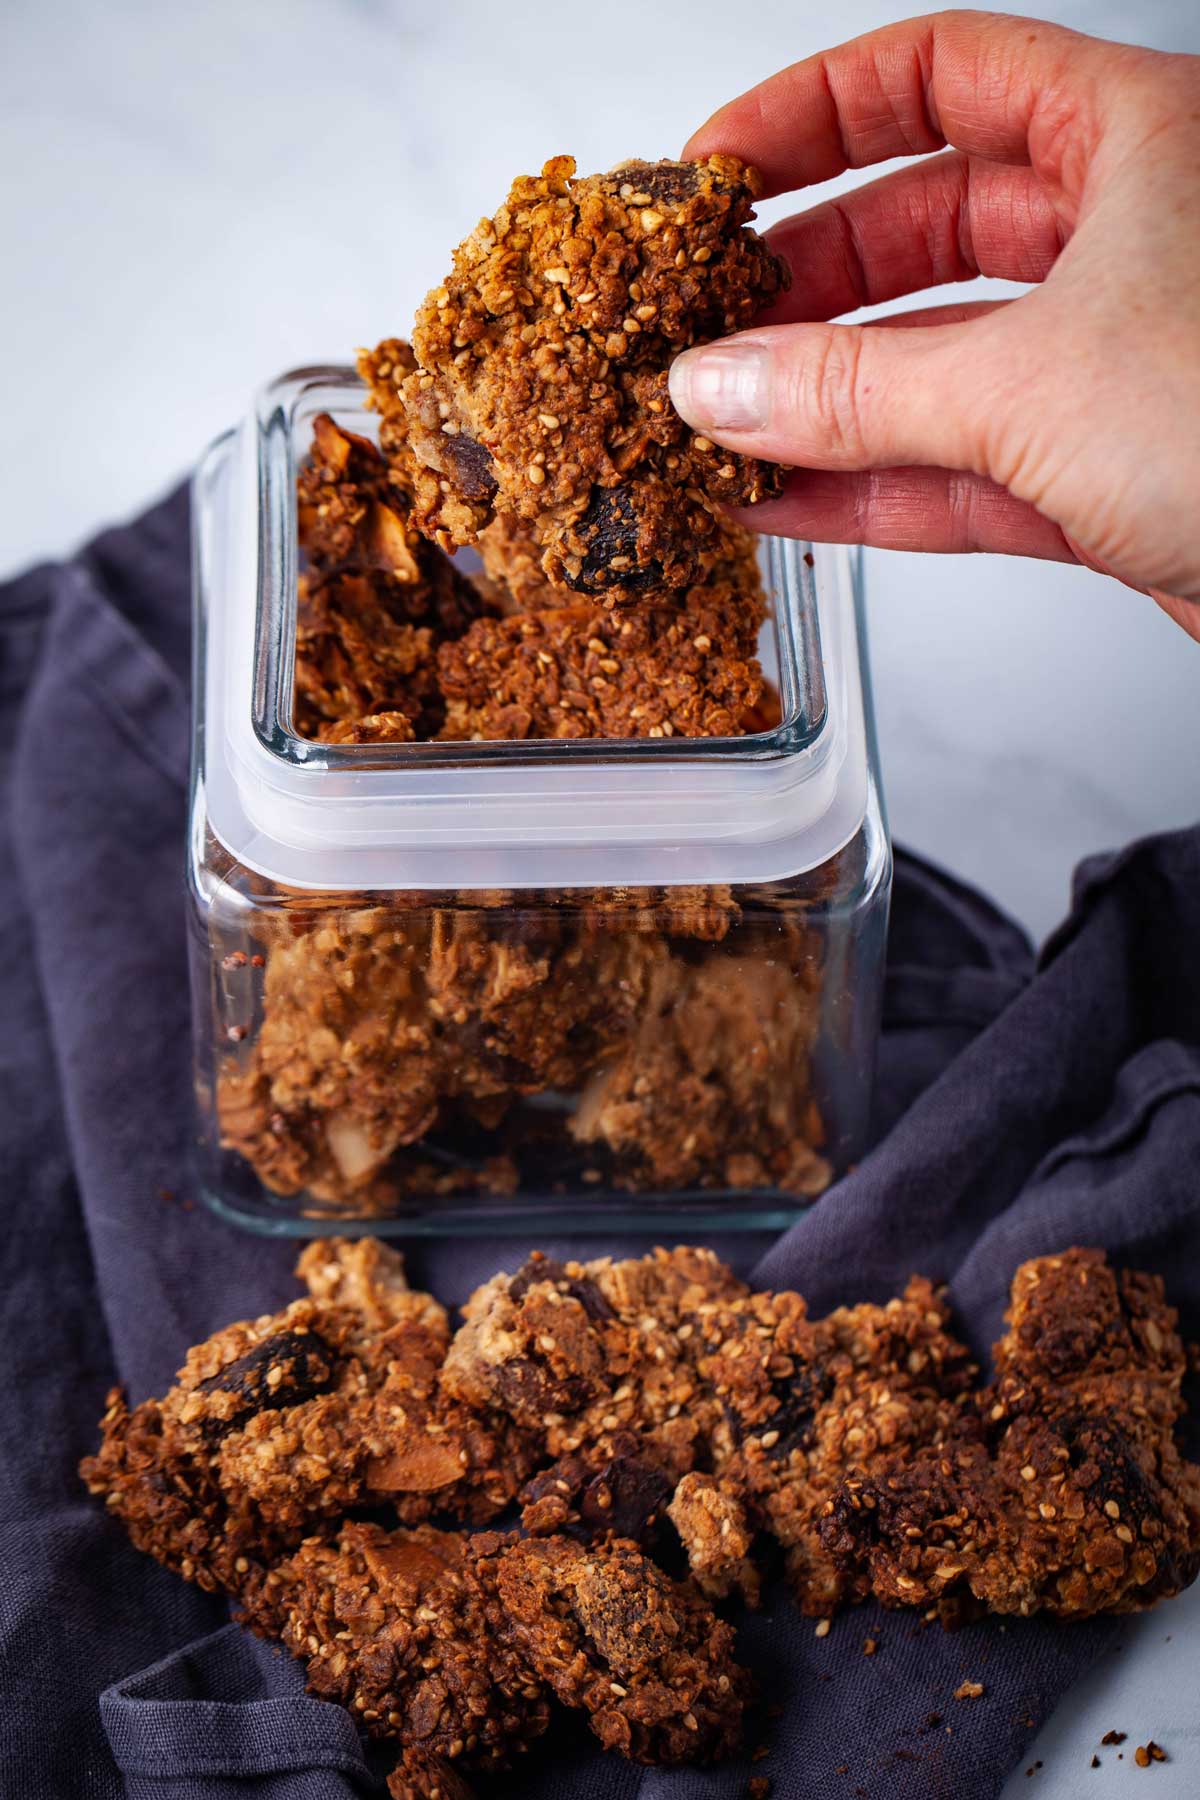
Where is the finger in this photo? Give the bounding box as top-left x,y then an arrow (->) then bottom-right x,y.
730,465 -> 1076,561
668,311 -> 1017,474
756,151 -> 1063,325
683,10 -> 1110,197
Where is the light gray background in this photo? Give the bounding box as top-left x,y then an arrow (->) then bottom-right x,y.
3,1 -> 1197,1792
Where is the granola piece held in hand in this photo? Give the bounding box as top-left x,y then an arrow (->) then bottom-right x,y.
473,511 -> 567,615
475,1532 -> 749,1764
818,1250 -> 1200,1621
248,1523 -> 551,1771
360,156 -> 787,603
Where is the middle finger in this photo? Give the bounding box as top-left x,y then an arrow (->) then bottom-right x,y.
758,150 -> 1065,325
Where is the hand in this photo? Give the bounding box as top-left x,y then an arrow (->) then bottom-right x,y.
668,10 -> 1200,642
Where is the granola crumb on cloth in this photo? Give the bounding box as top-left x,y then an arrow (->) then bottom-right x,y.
359,156 -> 788,605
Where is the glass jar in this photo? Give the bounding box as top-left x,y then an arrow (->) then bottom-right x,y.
187,368 -> 891,1235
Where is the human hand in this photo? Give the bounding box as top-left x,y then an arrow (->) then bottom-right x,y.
668,10 -> 1200,641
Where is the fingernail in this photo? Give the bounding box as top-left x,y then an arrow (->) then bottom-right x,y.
668,342 -> 772,433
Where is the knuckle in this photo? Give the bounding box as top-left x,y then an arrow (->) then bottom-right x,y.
791,327 -> 870,464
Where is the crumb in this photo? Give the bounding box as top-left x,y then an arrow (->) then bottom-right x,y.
1101,1731 -> 1127,1745
863,1637 -> 878,1656
955,1681 -> 985,1701
748,1779 -> 771,1799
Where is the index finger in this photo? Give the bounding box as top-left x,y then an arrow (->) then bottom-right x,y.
683,9 -> 1112,196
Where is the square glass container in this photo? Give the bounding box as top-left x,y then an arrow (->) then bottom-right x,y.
187,367 -> 891,1235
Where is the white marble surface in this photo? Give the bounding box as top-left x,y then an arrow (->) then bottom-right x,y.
3,1 -> 1198,1791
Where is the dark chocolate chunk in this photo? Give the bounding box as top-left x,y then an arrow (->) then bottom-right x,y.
579,1456 -> 673,1546
442,432 -> 497,502
569,488 -> 665,596
606,160 -> 705,208
509,1254 -> 615,1323
492,1356 -> 592,1423
197,1331 -> 337,1438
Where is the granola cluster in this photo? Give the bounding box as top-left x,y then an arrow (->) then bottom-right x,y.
359,156 -> 787,604
294,412 -> 486,741
821,1249 -> 1200,1619
294,410 -> 773,746
83,1242 -> 1200,1792
216,894 -> 829,1213
87,1242 -> 1200,1590
83,1241 -> 753,1798
295,156 -> 788,746
82,1242 -> 1200,1793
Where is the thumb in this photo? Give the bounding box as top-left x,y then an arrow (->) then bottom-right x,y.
667,319 -> 999,474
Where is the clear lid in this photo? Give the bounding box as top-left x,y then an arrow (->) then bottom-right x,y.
192,368 -> 872,892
